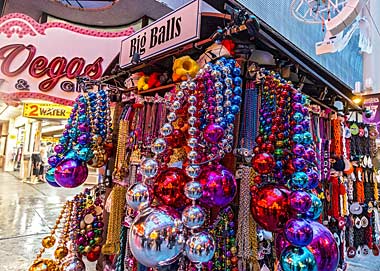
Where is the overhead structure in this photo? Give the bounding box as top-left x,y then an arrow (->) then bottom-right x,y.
290,0 -> 370,55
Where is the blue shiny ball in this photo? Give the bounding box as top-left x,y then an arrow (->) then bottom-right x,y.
305,194 -> 323,220
219,121 -> 227,129
77,147 -> 93,162
232,67 -> 241,76
88,92 -> 97,99
65,150 -> 78,160
45,167 -> 61,187
59,137 -> 67,144
226,114 -> 235,124
232,95 -> 242,105
231,105 -> 240,114
233,77 -> 242,86
233,86 -> 242,95
78,115 -> 87,123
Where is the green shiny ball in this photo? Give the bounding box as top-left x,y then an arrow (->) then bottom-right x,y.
274,148 -> 284,156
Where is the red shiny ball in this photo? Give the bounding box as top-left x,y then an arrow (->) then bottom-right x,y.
86,250 -> 100,262
251,153 -> 275,174
154,168 -> 190,208
250,184 -> 291,232
165,129 -> 186,148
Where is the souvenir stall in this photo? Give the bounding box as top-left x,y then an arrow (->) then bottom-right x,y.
28,2 -> 380,271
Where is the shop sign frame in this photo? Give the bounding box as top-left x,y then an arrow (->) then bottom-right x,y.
0,13 -> 134,105
119,0 -> 201,68
23,103 -> 72,119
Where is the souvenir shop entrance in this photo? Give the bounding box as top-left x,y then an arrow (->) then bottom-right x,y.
29,1 -> 380,271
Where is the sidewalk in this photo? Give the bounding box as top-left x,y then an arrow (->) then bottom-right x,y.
0,172 -> 95,270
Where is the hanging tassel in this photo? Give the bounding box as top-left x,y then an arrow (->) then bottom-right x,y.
102,185 -> 127,255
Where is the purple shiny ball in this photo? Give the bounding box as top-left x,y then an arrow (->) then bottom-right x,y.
292,103 -> 303,112
54,144 -> 65,154
307,221 -> 339,271
48,155 -> 61,167
77,134 -> 90,145
304,148 -> 316,162
292,144 -> 305,156
54,159 -> 88,188
300,120 -> 310,129
292,158 -> 306,171
284,218 -> 313,247
293,93 -> 302,102
203,124 -> 225,144
198,164 -> 237,208
78,123 -> 90,132
307,169 -> 320,189
290,191 -> 312,214
293,125 -> 304,134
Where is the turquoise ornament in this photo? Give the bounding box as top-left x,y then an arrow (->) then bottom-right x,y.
303,132 -> 313,145
293,112 -> 304,123
305,194 -> 323,220
45,167 -> 60,187
64,150 -> 78,160
293,134 -> 303,143
280,246 -> 317,271
290,172 -> 309,189
77,147 -> 93,162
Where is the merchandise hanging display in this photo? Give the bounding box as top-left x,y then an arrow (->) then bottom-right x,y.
28,7 -> 380,271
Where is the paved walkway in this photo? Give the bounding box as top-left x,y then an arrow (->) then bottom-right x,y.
0,172 -> 379,270
0,172 -> 94,270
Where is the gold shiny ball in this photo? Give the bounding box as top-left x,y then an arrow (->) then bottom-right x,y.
42,236 -> 56,249
86,224 -> 93,231
94,237 -> 103,245
28,259 -> 58,271
54,246 -> 68,260
230,246 -> 237,255
84,246 -> 92,253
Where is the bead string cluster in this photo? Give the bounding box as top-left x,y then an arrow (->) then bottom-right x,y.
46,89 -> 112,188
75,189 -> 105,261
29,184 -> 106,271
125,57 -> 242,270
250,70 -> 336,271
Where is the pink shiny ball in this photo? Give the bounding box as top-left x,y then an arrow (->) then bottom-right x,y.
54,159 -> 88,188
203,123 -> 225,144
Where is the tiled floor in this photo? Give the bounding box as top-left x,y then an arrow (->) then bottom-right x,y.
0,172 -> 379,270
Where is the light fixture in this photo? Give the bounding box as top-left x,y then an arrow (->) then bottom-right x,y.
352,95 -> 363,105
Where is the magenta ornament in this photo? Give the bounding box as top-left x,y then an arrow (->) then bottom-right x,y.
307,221 -> 339,271
54,159 -> 88,188
203,123 -> 225,144
292,144 -> 305,156
304,147 -> 316,162
198,164 -> 236,208
290,191 -> 312,214
54,144 -> 65,154
284,219 -> 313,247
